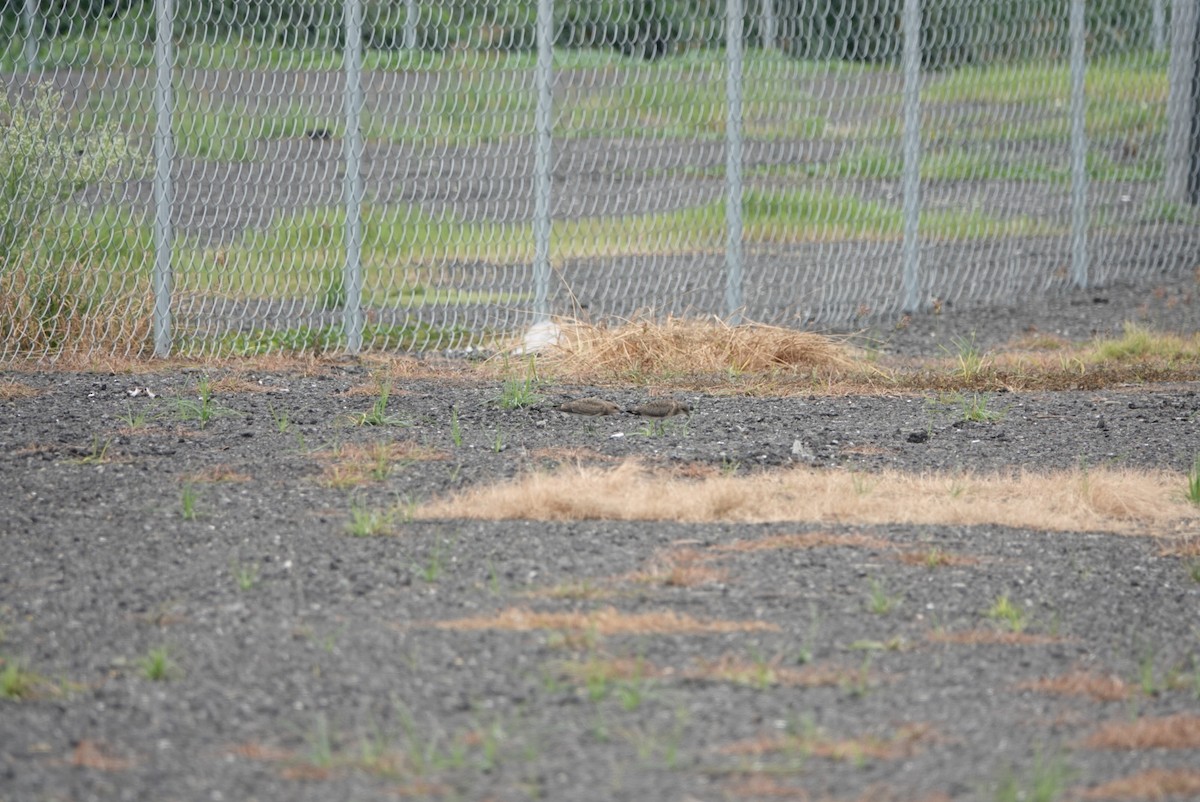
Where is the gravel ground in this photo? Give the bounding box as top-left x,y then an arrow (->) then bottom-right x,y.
2,334 -> 1200,802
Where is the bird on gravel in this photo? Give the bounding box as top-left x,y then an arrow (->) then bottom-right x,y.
627,399 -> 691,420
557,397 -> 622,416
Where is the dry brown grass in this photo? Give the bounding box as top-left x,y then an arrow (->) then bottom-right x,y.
414,459 -> 1199,536
0,380 -> 38,400
1016,670 -> 1131,702
925,629 -> 1065,646
1082,715 -> 1200,750
626,546 -> 727,587
715,532 -> 895,553
720,723 -> 933,762
316,441 -> 446,488
1159,537 -> 1200,558
430,606 -> 779,636
1079,769 -> 1200,800
69,740 -> 135,772
509,315 -> 856,382
895,547 -> 979,567
687,654 -> 864,689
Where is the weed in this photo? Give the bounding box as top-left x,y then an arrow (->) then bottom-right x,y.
986,594 -> 1026,633
268,404 -> 290,434
952,392 -> 1005,423
1187,560 -> 1200,584
175,376 -> 228,429
120,404 -> 151,430
993,751 -> 1072,802
0,658 -> 42,699
73,435 -> 112,465
496,359 -> 544,410
306,713 -> 335,769
416,541 -> 445,583
353,382 -> 408,427
450,406 -> 462,447
493,427 -> 505,453
346,500 -> 393,537
947,332 -> 989,381
180,483 -> 199,520
867,578 -> 898,614
1187,454 -> 1200,506
231,560 -> 259,591
369,444 -> 391,481
139,646 -> 178,681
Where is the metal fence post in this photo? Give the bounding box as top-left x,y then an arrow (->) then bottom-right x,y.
343,0 -> 365,353
404,0 -> 418,51
761,0 -> 776,51
1166,0 -> 1198,203
901,0 -> 921,312
725,0 -> 745,323
1069,0 -> 1088,289
152,0 -> 174,357
22,0 -> 38,70
532,0 -> 554,322
1153,0 -> 1166,53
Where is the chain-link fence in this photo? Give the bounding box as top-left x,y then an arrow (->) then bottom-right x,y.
2,0 -> 1198,359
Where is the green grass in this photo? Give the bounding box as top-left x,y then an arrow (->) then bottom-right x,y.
986,594 -> 1026,633
351,382 -> 408,427
0,658 -> 44,699
139,646 -> 178,681
1187,455 -> 1200,507
346,500 -> 394,537
203,321 -> 479,356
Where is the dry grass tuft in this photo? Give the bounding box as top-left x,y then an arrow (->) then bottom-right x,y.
1079,768 -> 1200,800
720,723 -> 934,762
317,441 -> 446,487
208,376 -> 288,394
430,606 -> 778,636
515,315 -> 855,381
1159,537 -> 1200,558
69,740 -> 135,772
0,380 -> 39,400
896,547 -> 979,567
925,629 -> 1064,646
1082,715 -> 1200,750
715,532 -> 894,553
414,459 -> 1199,536
627,547 -> 727,587
1016,670 -> 1131,702
687,655 -> 861,689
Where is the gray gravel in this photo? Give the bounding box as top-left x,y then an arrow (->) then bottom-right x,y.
2,356 -> 1199,802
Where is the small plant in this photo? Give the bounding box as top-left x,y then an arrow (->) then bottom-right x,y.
450,405 -> 462,447
496,358 -> 544,410
867,578 -> 897,614
139,646 -> 178,681
493,427 -> 505,453
956,392 -> 1005,423
180,483 -> 199,520
948,332 -> 989,382
120,404 -> 151,430
268,404 -> 290,434
0,658 -> 41,699
231,560 -> 259,591
175,376 -> 228,429
416,541 -> 445,583
1187,454 -> 1200,506
369,444 -> 391,481
986,594 -> 1026,632
993,751 -> 1072,802
1187,559 -> 1200,584
73,435 -> 111,465
346,500 -> 393,537
353,382 -> 407,427
306,713 -> 335,769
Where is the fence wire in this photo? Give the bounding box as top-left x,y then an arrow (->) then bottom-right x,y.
1,0 -> 1197,360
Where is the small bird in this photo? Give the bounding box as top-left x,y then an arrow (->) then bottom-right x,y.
557,397 -> 621,416
627,400 -> 691,419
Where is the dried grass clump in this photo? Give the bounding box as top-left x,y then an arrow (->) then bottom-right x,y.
1083,715 -> 1200,750
1080,768 -> 1200,800
430,606 -> 778,635
1017,670 -> 1131,702
521,315 -> 854,380
414,459 -> 1200,536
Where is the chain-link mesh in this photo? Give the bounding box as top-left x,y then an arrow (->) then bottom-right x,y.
1,0 -> 1196,359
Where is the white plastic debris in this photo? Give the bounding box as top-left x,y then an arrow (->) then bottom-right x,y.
512,320 -> 561,356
